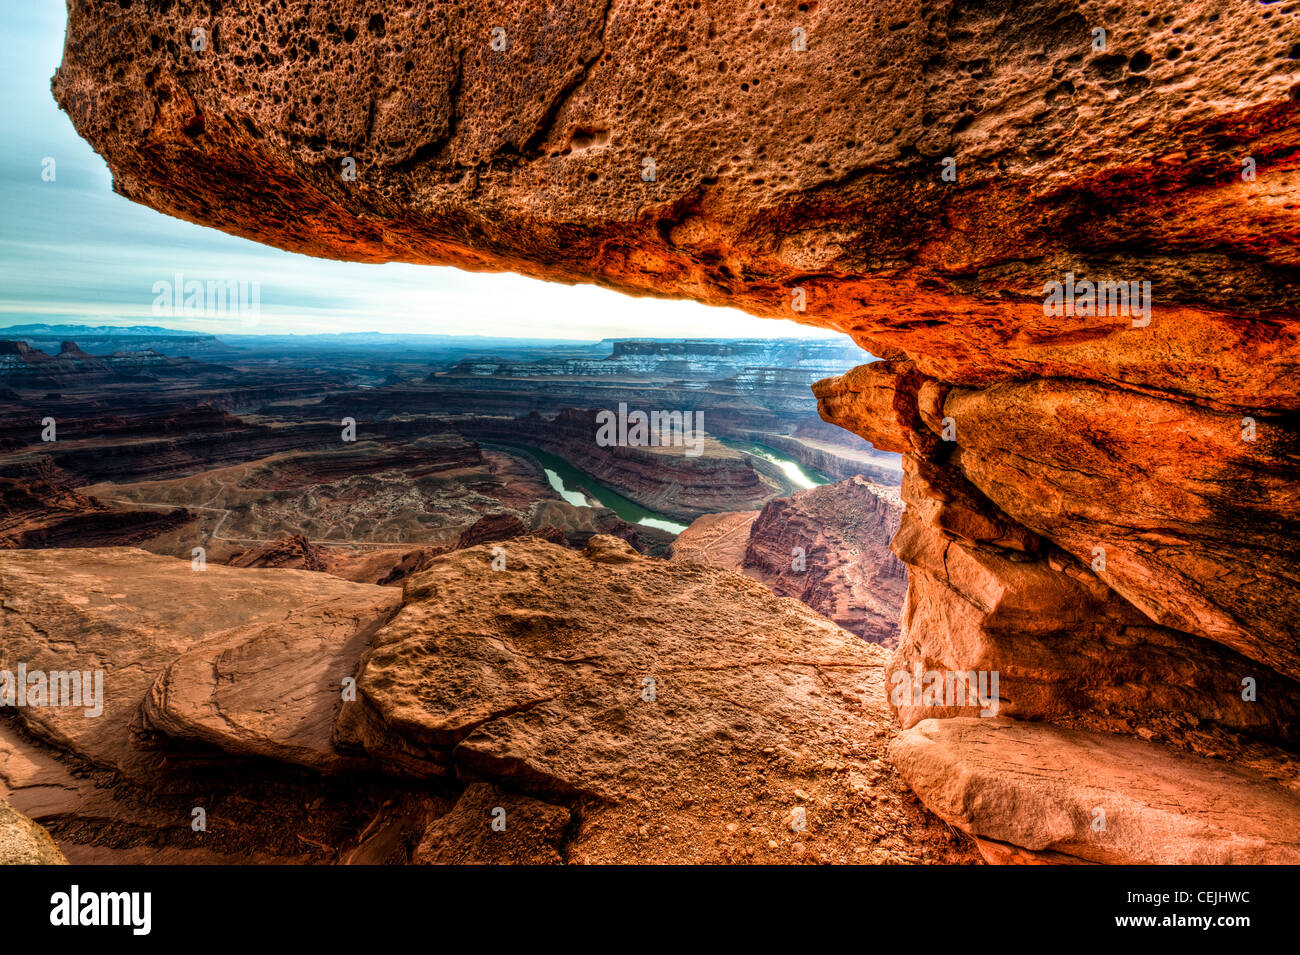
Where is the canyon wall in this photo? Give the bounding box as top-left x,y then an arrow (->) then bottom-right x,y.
53,0 -> 1300,862
674,476 -> 908,645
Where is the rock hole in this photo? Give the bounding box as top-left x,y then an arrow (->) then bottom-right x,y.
568,127 -> 610,151
1086,54 -> 1127,80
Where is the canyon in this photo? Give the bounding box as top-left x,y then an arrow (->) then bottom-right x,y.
0,330 -> 916,863
2,0 -> 1296,864
452,409 -> 784,522
0,333 -> 876,562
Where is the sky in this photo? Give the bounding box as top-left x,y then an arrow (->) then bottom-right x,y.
0,5 -> 837,342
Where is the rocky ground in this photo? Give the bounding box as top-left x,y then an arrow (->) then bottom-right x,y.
0,538 -> 975,865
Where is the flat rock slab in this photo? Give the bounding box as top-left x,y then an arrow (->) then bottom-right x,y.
0,547 -> 399,781
891,718 -> 1300,864
141,592 -> 402,771
670,511 -> 759,569
0,723 -> 94,820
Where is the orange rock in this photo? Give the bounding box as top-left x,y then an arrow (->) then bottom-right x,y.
892,719 -> 1300,865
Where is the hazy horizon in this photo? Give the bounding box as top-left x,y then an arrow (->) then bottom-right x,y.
0,319 -> 859,347
0,5 -> 840,343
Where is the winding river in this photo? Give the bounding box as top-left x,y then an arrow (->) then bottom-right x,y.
489,442 -> 689,534
492,439 -> 829,537
718,438 -> 831,491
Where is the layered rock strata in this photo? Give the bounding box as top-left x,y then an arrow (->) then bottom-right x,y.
674,476 -> 907,645
814,358 -> 1300,860
0,477 -> 192,550
459,409 -> 784,520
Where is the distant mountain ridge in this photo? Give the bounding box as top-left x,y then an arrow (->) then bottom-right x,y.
1,324 -> 210,337
1,324 -> 232,358
0,338 -> 202,387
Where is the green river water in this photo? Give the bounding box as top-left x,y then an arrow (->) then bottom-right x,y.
716,438 -> 831,490
489,439 -> 830,536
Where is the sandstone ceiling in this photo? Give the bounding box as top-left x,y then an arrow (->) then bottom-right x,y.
53,0 -> 1298,405
49,0 -> 1300,861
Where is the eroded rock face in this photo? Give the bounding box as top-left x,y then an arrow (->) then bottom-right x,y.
0,477 -> 191,550
942,380 -> 1300,680
0,547 -> 397,781
671,511 -> 760,569
888,506 -> 1300,741
742,477 -> 906,645
0,542 -> 976,864
815,362 -> 1300,737
815,353 -> 1300,859
228,533 -> 327,571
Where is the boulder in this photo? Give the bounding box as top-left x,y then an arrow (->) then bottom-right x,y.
338,536 -> 885,800
0,547 -> 402,780
412,783 -> 570,865
0,799 -> 67,865
140,592 -> 402,771
454,513 -> 530,549
890,718 -> 1300,865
